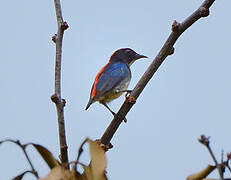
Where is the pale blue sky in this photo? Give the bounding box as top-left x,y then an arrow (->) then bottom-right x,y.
1,0 -> 231,179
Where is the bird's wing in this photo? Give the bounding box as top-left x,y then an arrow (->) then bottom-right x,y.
91,62 -> 130,99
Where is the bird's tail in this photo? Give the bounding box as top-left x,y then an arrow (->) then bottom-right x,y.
85,98 -> 94,110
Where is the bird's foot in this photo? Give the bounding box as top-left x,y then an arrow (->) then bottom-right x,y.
112,112 -> 127,123
126,95 -> 136,104
124,90 -> 132,98
115,89 -> 132,97
123,90 -> 132,93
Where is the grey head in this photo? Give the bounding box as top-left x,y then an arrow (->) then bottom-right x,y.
109,48 -> 148,66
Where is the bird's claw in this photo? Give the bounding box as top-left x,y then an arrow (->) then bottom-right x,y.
126,95 -> 136,104
122,90 -> 132,98
116,89 -> 132,97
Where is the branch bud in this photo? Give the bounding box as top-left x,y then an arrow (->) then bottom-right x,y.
52,34 -> 57,43
200,7 -> 209,17
172,20 -> 180,32
168,47 -> 175,56
51,94 -> 59,104
198,134 -> 210,146
61,21 -> 69,31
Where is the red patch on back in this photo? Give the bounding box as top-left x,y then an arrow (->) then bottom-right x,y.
90,62 -> 110,98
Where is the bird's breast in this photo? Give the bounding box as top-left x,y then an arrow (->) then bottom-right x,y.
113,74 -> 131,93
100,74 -> 131,102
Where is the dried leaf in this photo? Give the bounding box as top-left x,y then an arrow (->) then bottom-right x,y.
187,165 -> 216,180
82,165 -> 93,180
12,173 -> 26,180
39,139 -> 107,180
39,167 -> 84,180
88,139 -> 107,180
12,173 -> 24,180
12,171 -> 32,180
30,143 -> 60,169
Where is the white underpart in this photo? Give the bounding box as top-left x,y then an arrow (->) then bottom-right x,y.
114,69 -> 131,93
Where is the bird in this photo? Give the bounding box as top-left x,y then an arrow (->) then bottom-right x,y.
85,48 -> 147,119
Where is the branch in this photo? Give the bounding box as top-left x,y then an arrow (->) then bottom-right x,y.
0,139 -> 39,178
198,135 -> 224,179
51,0 -> 69,167
100,0 -> 216,146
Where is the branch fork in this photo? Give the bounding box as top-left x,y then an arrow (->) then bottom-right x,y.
200,7 -> 210,17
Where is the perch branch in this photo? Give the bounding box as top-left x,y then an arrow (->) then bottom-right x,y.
100,0 -> 216,146
51,0 -> 69,167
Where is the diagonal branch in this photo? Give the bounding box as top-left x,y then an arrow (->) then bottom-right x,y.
100,0 -> 216,146
51,0 -> 69,167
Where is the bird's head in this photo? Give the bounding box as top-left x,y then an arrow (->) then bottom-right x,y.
110,48 -> 148,66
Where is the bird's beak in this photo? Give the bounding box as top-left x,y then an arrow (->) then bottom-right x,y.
135,54 -> 148,60
128,53 -> 148,66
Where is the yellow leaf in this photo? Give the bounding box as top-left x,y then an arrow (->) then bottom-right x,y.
82,165 -> 93,180
12,170 -> 38,180
39,167 -> 84,180
31,143 -> 60,169
187,165 -> 216,180
12,172 -> 26,180
88,139 -> 107,180
39,139 -> 107,180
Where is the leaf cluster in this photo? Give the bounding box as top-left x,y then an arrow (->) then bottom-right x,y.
0,139 -> 107,180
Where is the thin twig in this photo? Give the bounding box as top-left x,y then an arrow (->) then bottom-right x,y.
73,138 -> 88,171
51,0 -> 69,168
100,0 -> 216,146
0,139 -> 39,178
207,144 -> 224,179
198,135 -> 224,180
12,170 -> 38,180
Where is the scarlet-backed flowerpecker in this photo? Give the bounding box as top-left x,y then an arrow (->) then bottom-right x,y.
85,48 -> 147,118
